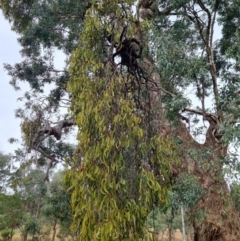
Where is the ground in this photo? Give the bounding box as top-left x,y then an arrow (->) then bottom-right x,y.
9,229 -> 184,241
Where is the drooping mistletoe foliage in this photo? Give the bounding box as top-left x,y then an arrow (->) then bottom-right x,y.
66,1 -> 179,240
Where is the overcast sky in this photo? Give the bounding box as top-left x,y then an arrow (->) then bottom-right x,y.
0,12 -> 29,154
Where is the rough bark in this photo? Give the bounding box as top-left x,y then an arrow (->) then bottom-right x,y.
178,120 -> 240,241
137,0 -> 240,240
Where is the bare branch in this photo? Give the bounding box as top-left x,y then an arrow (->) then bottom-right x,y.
200,76 -> 206,116
210,0 -> 220,48
197,0 -> 211,45
186,6 -> 207,46
186,2 -> 219,113
183,107 -> 219,122
33,147 -> 57,181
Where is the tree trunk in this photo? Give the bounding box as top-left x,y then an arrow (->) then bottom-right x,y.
137,1 -> 240,239
10,228 -> 14,241
21,233 -> 27,241
181,206 -> 186,241
176,121 -> 240,241
192,179 -> 240,241
51,219 -> 57,241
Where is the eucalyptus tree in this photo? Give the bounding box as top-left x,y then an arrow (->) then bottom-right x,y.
0,193 -> 23,240
1,0 -> 240,240
13,169 -> 48,219
0,152 -> 11,192
41,171 -> 73,241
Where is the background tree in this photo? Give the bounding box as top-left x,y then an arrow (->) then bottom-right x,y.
0,152 -> 12,192
12,169 -> 48,219
1,0 -> 240,241
230,182 -> 240,215
21,213 -> 41,241
10,169 -> 48,241
1,0 -> 83,180
0,193 -> 23,241
41,171 -> 74,241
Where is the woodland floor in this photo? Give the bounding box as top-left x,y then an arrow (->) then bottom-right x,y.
10,229 -> 184,241
153,229 -> 184,241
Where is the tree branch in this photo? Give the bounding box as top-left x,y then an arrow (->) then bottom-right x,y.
33,147 -> 57,181
183,107 -> 219,122
197,0 -> 211,45
200,76 -> 206,116
32,119 -> 75,147
210,0 -> 220,48
197,0 -> 219,110
30,119 -> 76,180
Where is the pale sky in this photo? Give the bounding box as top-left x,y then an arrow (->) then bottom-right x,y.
0,12 -> 29,154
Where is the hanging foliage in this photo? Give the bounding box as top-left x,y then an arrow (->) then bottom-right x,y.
66,1 -> 179,240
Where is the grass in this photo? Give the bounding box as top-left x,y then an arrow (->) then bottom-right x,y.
5,228 -> 184,241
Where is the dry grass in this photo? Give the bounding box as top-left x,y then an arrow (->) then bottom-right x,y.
12,235 -> 22,241
146,228 -> 184,241
157,229 -> 183,241
10,229 -> 185,241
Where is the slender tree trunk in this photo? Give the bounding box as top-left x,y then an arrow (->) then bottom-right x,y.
51,219 -> 57,241
35,201 -> 41,219
21,233 -> 27,241
10,228 -> 14,241
181,206 -> 186,241
167,208 -> 174,241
